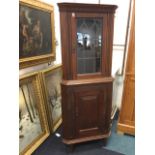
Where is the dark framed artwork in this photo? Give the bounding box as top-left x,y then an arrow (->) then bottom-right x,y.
19,0 -> 56,69
19,73 -> 49,155
40,64 -> 62,133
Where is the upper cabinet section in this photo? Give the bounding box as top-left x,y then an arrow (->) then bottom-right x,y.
58,3 -> 117,80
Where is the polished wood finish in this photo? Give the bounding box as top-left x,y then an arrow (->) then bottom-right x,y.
63,132 -> 111,145
58,3 -> 117,145
117,0 -> 135,135
61,78 -> 113,141
58,3 -> 117,80
58,3 -> 117,13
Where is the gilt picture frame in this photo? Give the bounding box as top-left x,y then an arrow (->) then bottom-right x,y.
19,0 -> 56,69
19,72 -> 49,155
40,64 -> 62,133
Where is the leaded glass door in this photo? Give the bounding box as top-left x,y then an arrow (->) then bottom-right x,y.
71,13 -> 106,79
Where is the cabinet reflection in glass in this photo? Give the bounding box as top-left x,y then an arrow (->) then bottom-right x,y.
77,18 -> 103,74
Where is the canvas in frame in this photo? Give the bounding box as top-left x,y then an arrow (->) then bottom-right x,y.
40,64 -> 62,133
19,0 -> 56,69
19,72 -> 49,155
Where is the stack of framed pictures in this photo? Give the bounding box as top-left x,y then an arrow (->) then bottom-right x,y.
19,0 -> 62,154
19,64 -> 62,154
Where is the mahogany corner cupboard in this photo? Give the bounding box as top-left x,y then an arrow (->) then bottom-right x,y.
58,3 -> 117,145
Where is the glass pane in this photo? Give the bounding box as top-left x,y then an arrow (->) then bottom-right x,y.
77,18 -> 102,74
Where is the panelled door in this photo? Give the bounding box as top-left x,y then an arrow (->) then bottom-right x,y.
74,84 -> 109,138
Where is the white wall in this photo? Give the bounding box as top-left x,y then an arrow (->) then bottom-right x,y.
99,0 -> 130,75
20,0 -> 130,77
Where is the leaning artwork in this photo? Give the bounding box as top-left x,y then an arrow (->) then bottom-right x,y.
19,73 -> 49,155
41,64 -> 62,133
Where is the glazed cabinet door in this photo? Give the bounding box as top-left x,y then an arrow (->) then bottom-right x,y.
71,13 -> 108,79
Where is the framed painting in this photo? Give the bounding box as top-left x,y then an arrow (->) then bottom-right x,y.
19,0 -> 56,69
40,64 -> 62,133
19,72 -> 49,155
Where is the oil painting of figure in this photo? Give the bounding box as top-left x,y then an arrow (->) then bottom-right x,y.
45,68 -> 62,126
19,4 -> 52,59
19,83 -> 42,153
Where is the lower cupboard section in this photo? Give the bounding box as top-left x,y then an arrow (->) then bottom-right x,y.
61,78 -> 113,144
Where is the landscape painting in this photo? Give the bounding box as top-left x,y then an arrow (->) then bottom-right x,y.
41,64 -> 62,132
19,73 -> 49,155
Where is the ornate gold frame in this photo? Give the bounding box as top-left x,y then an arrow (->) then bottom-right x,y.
19,72 -> 50,155
19,0 -> 56,69
39,64 -> 62,133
